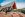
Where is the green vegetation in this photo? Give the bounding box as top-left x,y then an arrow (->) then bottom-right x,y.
0,10 -> 1,12
13,10 -> 17,12
21,9 -> 25,14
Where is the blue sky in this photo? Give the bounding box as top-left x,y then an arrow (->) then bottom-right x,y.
16,0 -> 25,2
0,0 -> 25,9
0,0 -> 25,3
1,0 -> 14,6
0,0 -> 5,3
0,0 -> 14,3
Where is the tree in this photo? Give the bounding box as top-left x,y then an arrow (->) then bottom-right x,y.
0,5 -> 1,7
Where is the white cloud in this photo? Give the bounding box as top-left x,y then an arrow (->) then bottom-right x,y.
16,2 -> 25,9
1,0 -> 14,6
1,1 -> 12,6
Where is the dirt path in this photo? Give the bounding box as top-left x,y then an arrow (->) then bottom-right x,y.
0,12 -> 25,17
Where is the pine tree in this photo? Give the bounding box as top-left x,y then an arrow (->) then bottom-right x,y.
0,4 -> 1,7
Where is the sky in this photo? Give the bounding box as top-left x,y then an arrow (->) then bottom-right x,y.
0,0 -> 25,9
0,0 -> 5,3
16,0 -> 25,9
16,0 -> 25,2
1,0 -> 14,6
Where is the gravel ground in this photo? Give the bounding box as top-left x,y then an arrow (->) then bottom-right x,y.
0,12 -> 25,17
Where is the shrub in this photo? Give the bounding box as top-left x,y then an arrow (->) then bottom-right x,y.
21,9 -> 25,14
0,10 -> 1,12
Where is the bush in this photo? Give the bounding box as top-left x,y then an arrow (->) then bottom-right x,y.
21,9 -> 25,14
0,10 -> 1,12
13,10 -> 17,12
